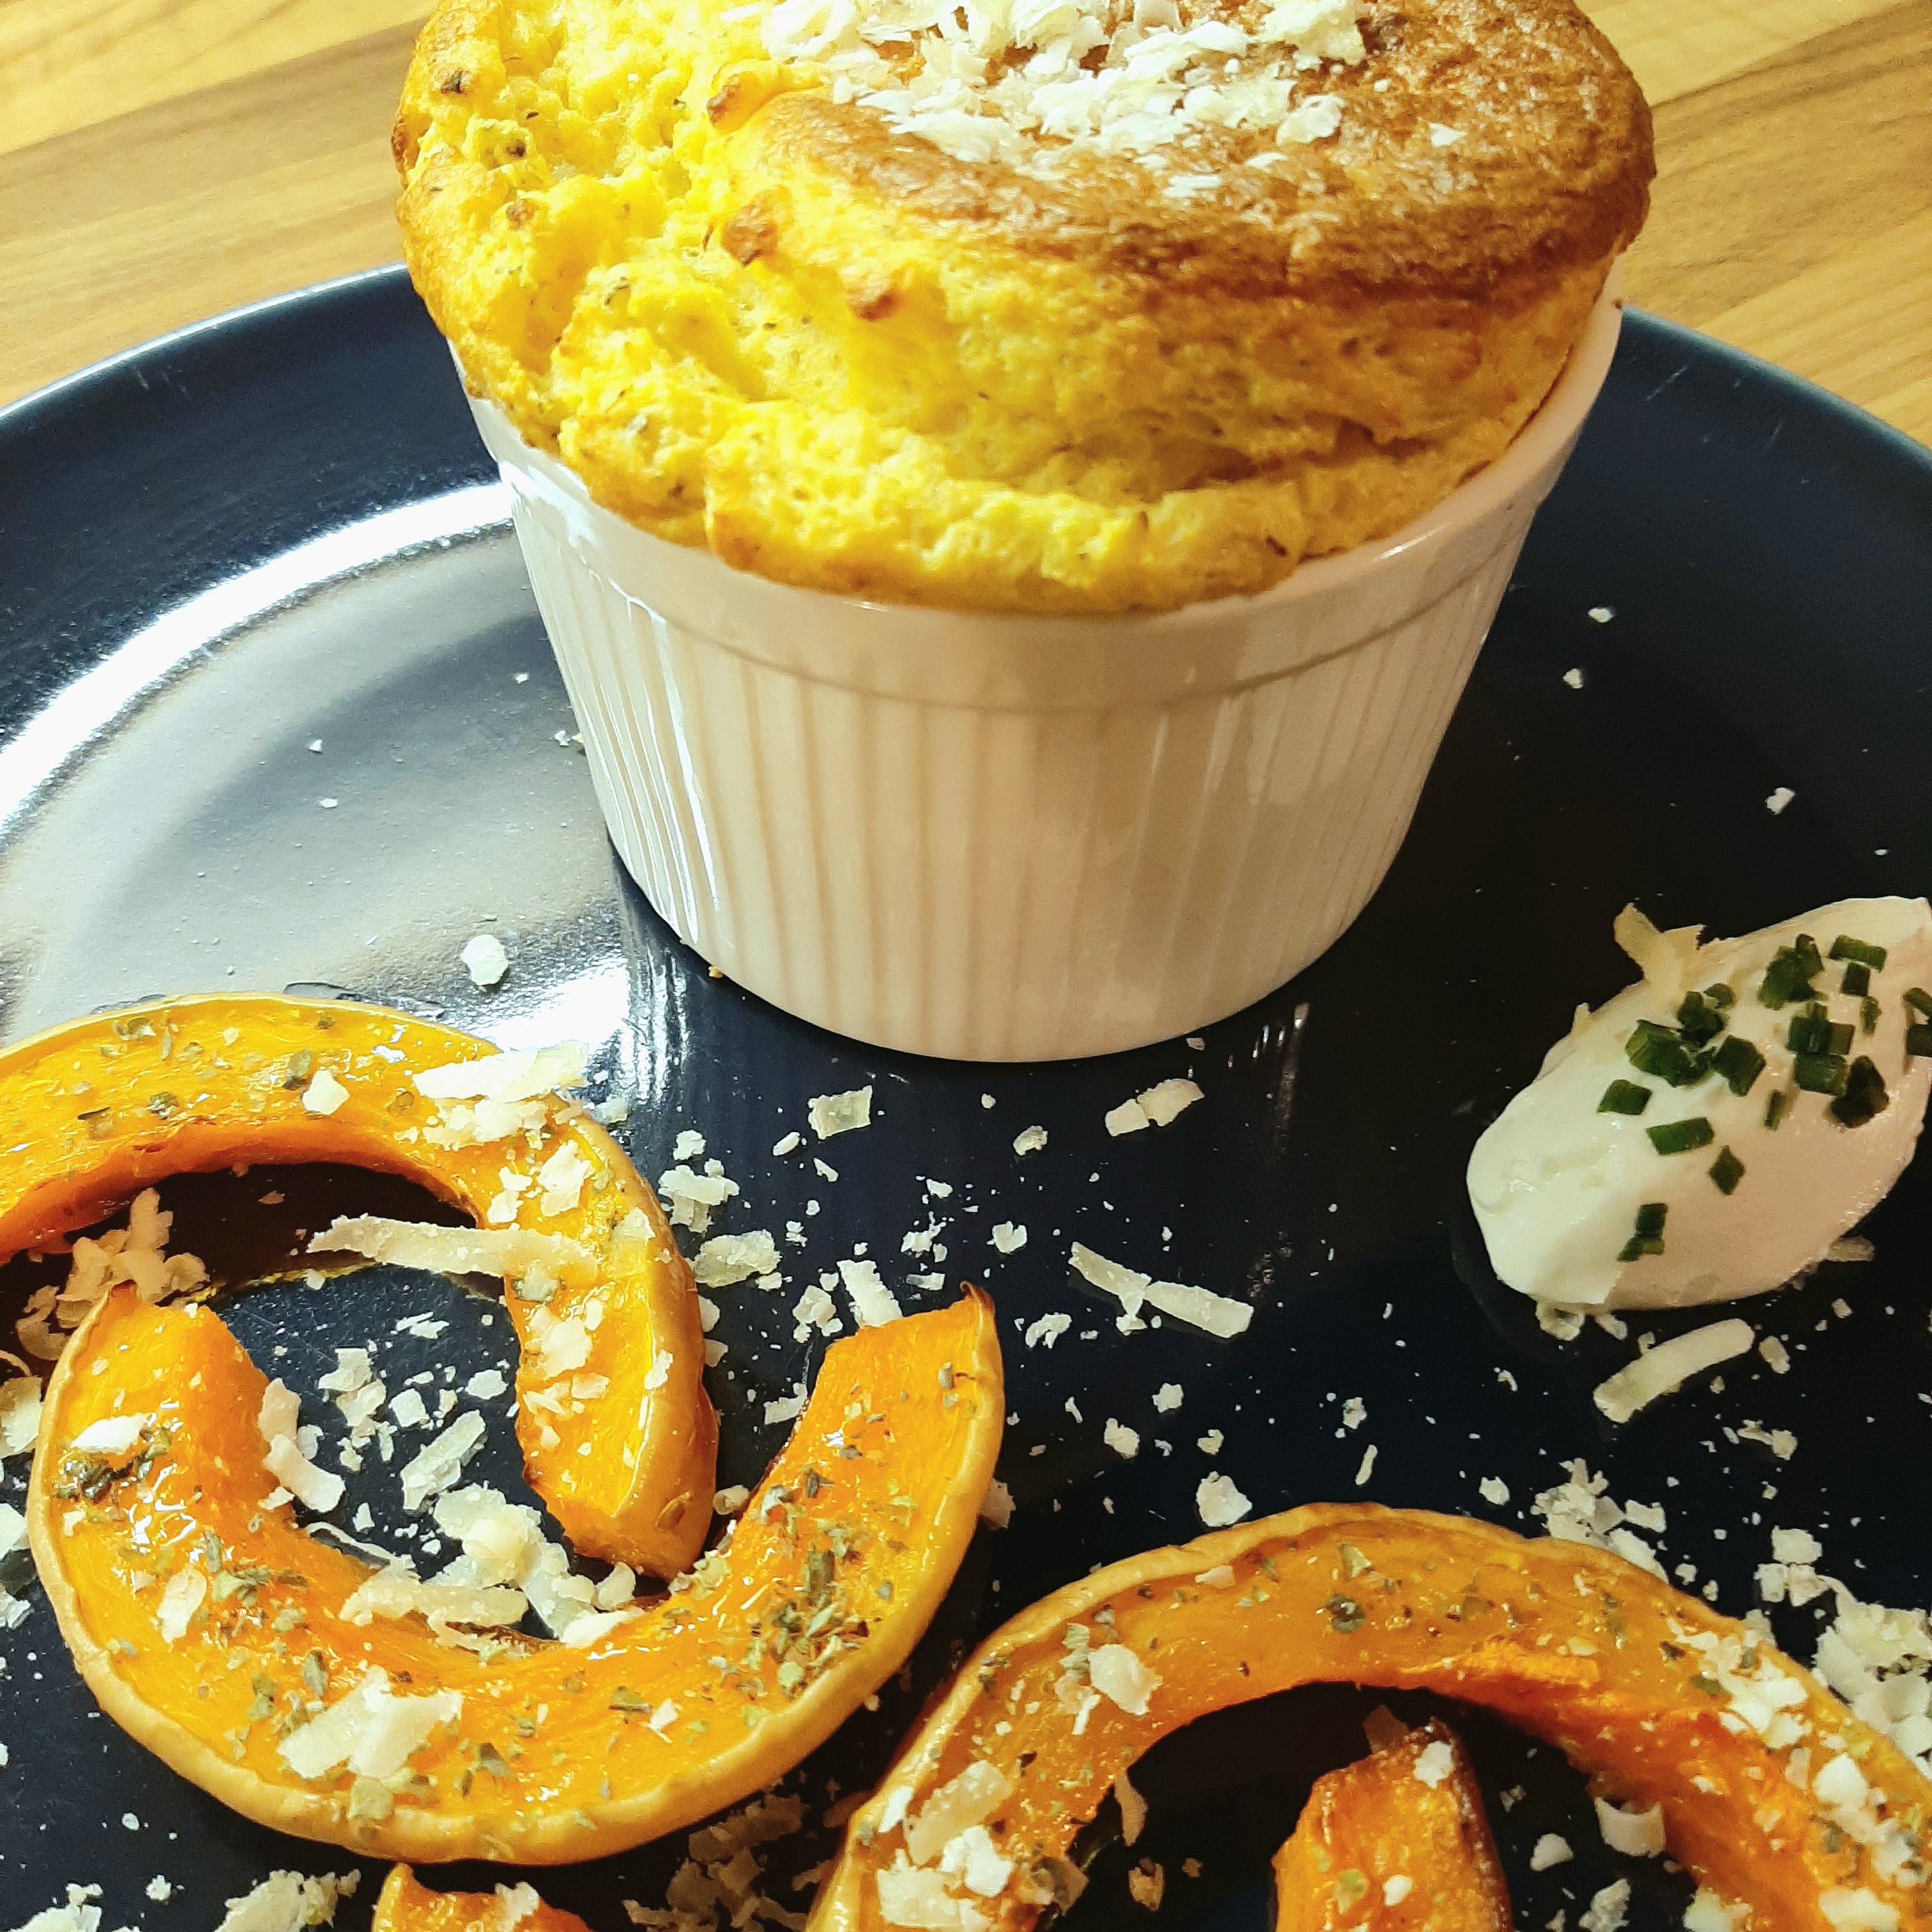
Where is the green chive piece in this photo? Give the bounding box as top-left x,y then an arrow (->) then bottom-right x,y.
1626,1020 -> 1702,1087
1765,1089 -> 1789,1131
1827,1021 -> 1855,1056
1758,945 -> 1821,1009
1704,983 -> 1736,1011
1906,988 -> 1932,1020
1796,934 -> 1823,972
1786,1006 -> 1832,1055
1676,990 -> 1727,1047
1711,1034 -> 1766,1096
1618,1202 -> 1668,1262
1861,995 -> 1881,1035
1598,1080 -> 1653,1116
1830,935 -> 1889,971
1908,1024 -> 1932,1058
1709,1146 -> 1745,1195
1841,961 -> 1871,999
1830,1056 -> 1891,1129
1794,1054 -> 1849,1097
1648,1117 -> 1715,1155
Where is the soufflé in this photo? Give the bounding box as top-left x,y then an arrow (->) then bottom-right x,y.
395,0 -> 1653,613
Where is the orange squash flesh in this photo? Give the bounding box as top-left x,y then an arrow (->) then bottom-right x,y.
0,993 -> 713,1575
374,1865 -> 592,1932
1273,1721 -> 1512,1932
809,1504 -> 1932,1931
27,1276 -> 1002,1864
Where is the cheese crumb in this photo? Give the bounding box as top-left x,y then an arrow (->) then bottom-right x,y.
461,933 -> 510,988
1530,1834 -> 1574,1870
1153,1384 -> 1183,1413
1593,1319 -> 1753,1423
694,1229 -> 781,1287
840,1257 -> 903,1328
1089,1644 -> 1161,1716
213,1869 -> 362,1932
1479,1476 -> 1510,1506
1024,1312 -> 1071,1349
1013,1126 -> 1048,1156
990,1222 -> 1027,1254
1595,1798 -> 1665,1857
1413,1739 -> 1454,1788
1195,1471 -> 1251,1527
302,1068 -> 349,1117
807,1087 -> 873,1139
1103,1419 -> 1140,1459
1766,787 -> 1796,815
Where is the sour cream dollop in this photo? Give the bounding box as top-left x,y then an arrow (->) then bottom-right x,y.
1469,896 -> 1932,1310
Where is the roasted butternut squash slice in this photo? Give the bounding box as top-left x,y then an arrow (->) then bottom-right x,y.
0,993 -> 712,1575
374,1865 -> 592,1932
1274,1719 -> 1511,1932
28,1283 -> 1000,1863
809,1504 -> 1932,1931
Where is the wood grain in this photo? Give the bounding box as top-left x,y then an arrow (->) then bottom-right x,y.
0,0 -> 1927,450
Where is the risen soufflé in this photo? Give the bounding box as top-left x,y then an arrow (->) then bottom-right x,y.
394,0 -> 1652,613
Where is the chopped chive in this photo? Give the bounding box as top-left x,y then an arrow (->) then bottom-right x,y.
1786,1006 -> 1832,1055
1861,995 -> 1881,1035
1647,1117 -> 1715,1155
1709,1146 -> 1745,1195
1906,988 -> 1932,1020
1598,1080 -> 1653,1116
1840,961 -> 1871,998
1830,1057 -> 1890,1129
1758,945 -> 1821,1009
1676,990 -> 1727,1046
1796,934 -> 1823,973
1711,1035 -> 1766,1096
1794,1053 -> 1848,1097
1704,983 -> 1736,1011
1626,1020 -> 1703,1087
1908,1024 -> 1932,1058
1827,1021 -> 1854,1056
1618,1201 -> 1667,1263
1765,1089 -> 1789,1131
1830,935 -> 1889,971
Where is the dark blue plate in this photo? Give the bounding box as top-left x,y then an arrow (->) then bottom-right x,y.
1,268 -> 1929,1929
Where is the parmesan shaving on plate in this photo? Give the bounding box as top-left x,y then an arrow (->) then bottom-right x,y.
808,1086 -> 873,1138
1592,1319 -> 1754,1424
694,1229 -> 781,1286
1069,1242 -> 1251,1336
1595,1797 -> 1666,1857
1105,1078 -> 1204,1135
213,1867 -> 362,1932
398,1411 -> 487,1512
309,1216 -> 597,1288
839,1257 -> 903,1327
0,1374 -> 40,1457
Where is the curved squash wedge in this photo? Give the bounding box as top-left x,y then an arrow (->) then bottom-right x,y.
374,1866 -> 592,1932
1274,1720 -> 1512,1932
809,1503 -> 1932,1931
0,993 -> 712,1575
27,1282 -> 1000,1864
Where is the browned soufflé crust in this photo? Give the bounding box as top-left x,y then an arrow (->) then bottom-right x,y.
395,0 -> 1653,613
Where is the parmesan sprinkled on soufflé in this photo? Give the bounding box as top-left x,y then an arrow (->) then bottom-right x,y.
1469,898 -> 1932,1312
393,0 -> 1651,613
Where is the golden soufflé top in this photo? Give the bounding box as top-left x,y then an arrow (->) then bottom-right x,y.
395,0 -> 1652,613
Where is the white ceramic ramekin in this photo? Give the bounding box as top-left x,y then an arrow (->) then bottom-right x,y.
466,280 -> 1623,1062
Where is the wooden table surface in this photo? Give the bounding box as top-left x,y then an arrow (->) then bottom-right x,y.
2,0 -> 1928,444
